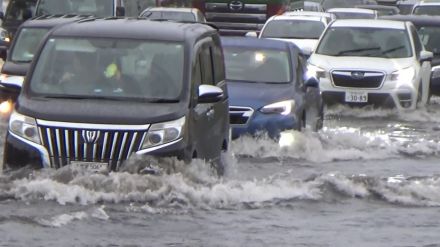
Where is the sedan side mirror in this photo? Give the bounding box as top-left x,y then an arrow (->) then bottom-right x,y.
420,50 -> 433,63
245,32 -> 258,38
198,85 -> 224,103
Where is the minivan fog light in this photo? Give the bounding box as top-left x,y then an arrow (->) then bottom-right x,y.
9,111 -> 41,144
141,116 -> 185,149
260,100 -> 295,115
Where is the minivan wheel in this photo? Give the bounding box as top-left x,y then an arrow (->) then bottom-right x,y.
211,152 -> 226,177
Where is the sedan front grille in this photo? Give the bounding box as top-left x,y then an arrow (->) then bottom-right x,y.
332,70 -> 385,88
229,106 -> 254,125
37,124 -> 148,170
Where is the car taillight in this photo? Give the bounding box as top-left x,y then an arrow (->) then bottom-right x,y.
266,4 -> 286,18
192,0 -> 205,13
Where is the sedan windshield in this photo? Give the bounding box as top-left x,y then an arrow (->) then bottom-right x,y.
223,47 -> 292,83
30,38 -> 184,101
141,11 -> 196,21
413,6 -> 440,16
417,26 -> 440,56
36,0 -> 114,16
261,19 -> 325,39
316,27 -> 412,58
331,12 -> 375,19
11,27 -> 50,62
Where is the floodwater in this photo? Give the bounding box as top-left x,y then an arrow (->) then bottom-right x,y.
2,102 -> 440,246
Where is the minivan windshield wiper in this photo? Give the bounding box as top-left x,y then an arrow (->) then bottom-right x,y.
335,47 -> 381,56
145,98 -> 179,103
40,95 -> 125,100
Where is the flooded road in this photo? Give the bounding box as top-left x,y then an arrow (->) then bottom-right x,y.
2,101 -> 440,246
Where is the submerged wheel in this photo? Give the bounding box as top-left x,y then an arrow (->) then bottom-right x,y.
211,151 -> 226,177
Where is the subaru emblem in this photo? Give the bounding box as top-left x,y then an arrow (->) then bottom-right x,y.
351,71 -> 365,80
82,130 -> 100,144
229,0 -> 244,11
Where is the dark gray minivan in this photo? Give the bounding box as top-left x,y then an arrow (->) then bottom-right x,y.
3,19 -> 230,175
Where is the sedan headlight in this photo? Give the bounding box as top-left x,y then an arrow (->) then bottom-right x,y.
141,116 -> 185,149
306,63 -> 328,80
260,100 -> 295,116
9,111 -> 40,144
390,67 -> 415,81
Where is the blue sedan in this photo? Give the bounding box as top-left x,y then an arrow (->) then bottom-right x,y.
222,37 -> 323,139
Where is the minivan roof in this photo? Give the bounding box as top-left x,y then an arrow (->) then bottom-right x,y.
49,18 -> 217,42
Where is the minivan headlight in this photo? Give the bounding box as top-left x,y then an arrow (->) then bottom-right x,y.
390,67 -> 415,81
141,116 -> 185,149
260,100 -> 295,115
306,63 -> 328,80
9,111 -> 40,144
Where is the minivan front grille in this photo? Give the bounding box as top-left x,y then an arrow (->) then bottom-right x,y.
332,70 -> 385,88
229,106 -> 254,125
37,123 -> 148,170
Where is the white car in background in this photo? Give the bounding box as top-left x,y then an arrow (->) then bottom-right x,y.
327,8 -> 378,19
412,1 -> 440,16
283,10 -> 336,23
308,19 -> 433,110
247,15 -> 329,56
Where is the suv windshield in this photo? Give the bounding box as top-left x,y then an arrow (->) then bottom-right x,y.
223,47 -> 292,83
417,26 -> 440,56
11,27 -> 50,62
36,0 -> 114,16
5,0 -> 35,21
261,19 -> 325,39
30,38 -> 184,101
316,27 -> 412,58
413,6 -> 440,16
142,11 -> 196,21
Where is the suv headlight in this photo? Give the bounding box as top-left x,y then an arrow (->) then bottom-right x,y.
306,63 -> 328,80
9,111 -> 41,144
260,100 -> 295,115
390,67 -> 415,81
141,116 -> 185,149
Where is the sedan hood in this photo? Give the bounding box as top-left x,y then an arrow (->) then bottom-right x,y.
309,54 -> 414,73
16,96 -> 188,125
268,38 -> 318,55
227,81 -> 297,109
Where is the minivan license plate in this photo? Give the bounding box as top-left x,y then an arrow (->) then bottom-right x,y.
345,91 -> 368,103
70,162 -> 108,172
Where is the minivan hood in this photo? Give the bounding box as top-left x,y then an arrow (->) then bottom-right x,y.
227,81 -> 297,109
309,54 -> 414,73
16,96 -> 188,125
267,38 -> 318,55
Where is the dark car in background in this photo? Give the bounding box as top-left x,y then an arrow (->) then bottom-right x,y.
356,4 -> 400,16
0,14 -> 89,114
3,19 -> 230,175
1,0 -> 37,42
383,15 -> 440,98
396,0 -> 419,14
222,37 -> 323,139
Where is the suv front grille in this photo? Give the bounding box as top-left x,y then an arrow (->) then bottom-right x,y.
332,70 -> 385,88
37,124 -> 148,170
204,2 -> 267,28
229,106 -> 254,125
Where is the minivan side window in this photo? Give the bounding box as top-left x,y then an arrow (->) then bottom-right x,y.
211,36 -> 225,84
201,43 -> 214,85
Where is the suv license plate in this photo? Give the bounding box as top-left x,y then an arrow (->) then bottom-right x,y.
70,162 -> 108,172
345,91 -> 368,103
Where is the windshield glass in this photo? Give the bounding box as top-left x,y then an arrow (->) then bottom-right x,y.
322,0 -> 375,10
30,38 -> 184,101
11,27 -> 49,62
417,26 -> 440,56
141,11 -> 196,21
331,12 -> 375,19
260,19 -> 325,39
5,0 -> 36,21
223,47 -> 292,83
36,0 -> 114,16
316,27 -> 412,58
413,6 -> 440,16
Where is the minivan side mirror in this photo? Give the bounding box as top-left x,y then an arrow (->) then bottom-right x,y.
198,85 -> 224,103
245,31 -> 258,38
116,6 -> 125,17
305,77 -> 319,88
420,50 -> 433,63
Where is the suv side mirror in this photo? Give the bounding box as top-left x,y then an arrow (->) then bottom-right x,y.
305,77 -> 319,88
245,31 -> 258,38
116,6 -> 125,16
420,50 -> 433,63
198,85 -> 223,103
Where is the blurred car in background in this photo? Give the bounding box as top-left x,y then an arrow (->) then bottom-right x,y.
327,8 -> 378,19
412,0 -> 440,16
222,37 -> 323,139
249,14 -> 329,56
321,0 -> 377,10
283,10 -> 336,23
1,0 -> 37,42
139,7 -> 206,22
396,0 -> 420,14
383,15 -> 440,98
356,4 -> 400,16
308,19 -> 432,110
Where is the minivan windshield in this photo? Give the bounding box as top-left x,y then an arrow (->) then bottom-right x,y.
141,11 -> 196,21
413,6 -> 440,16
36,0 -> 114,16
11,27 -> 50,62
260,19 -> 325,39
316,27 -> 412,58
30,38 -> 184,101
223,47 -> 292,83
